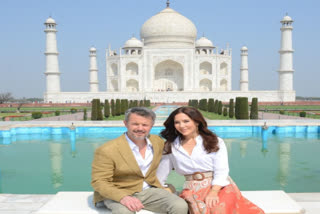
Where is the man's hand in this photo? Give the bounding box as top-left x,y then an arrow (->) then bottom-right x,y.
120,196 -> 144,212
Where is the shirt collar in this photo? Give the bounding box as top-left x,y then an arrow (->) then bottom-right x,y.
174,135 -> 203,145
125,133 -> 153,151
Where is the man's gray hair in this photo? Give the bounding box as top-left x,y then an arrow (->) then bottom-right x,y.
124,107 -> 156,124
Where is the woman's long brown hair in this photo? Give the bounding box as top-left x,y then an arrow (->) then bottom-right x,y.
160,107 -> 219,154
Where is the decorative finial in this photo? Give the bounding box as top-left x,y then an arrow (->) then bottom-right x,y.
202,32 -> 205,37
166,0 -> 170,8
132,33 -> 135,38
286,12 -> 288,16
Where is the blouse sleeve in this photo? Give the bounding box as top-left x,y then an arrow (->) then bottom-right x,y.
212,138 -> 230,186
156,154 -> 173,187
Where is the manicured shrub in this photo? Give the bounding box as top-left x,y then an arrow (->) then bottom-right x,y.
91,99 -> 103,120
235,97 -> 249,119
70,108 -> 77,114
299,111 -> 306,117
208,99 -> 214,112
83,108 -> 87,121
214,100 -> 219,113
121,99 -> 126,114
229,99 -> 234,118
111,99 -> 115,117
32,112 -> 42,119
139,100 -> 144,107
250,97 -> 259,119
104,100 -> 110,118
191,100 -> 198,108
223,107 -> 228,116
115,99 -> 121,116
188,100 -> 192,107
129,100 -> 133,108
279,110 -> 285,115
97,103 -> 103,120
145,100 -> 151,107
55,110 -> 60,116
133,100 -> 138,107
218,101 -> 223,115
199,99 -> 208,111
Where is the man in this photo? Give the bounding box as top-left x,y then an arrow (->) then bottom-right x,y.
91,107 -> 188,214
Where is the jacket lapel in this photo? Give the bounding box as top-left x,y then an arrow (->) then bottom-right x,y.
117,134 -> 143,177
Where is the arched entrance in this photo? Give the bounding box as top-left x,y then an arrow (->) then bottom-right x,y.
154,60 -> 184,91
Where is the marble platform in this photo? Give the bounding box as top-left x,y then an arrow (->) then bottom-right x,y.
33,191 -> 304,214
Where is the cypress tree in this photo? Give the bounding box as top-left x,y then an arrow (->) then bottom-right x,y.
91,99 -> 98,120
218,101 -> 223,115
133,100 -> 138,107
208,98 -> 214,112
223,107 -> 228,117
188,100 -> 192,107
120,99 -> 126,114
111,99 -> 115,117
250,97 -> 259,119
115,99 -> 121,116
104,99 -> 110,118
214,100 -> 219,113
97,101 -> 103,120
139,100 -> 144,107
83,108 -> 87,121
235,97 -> 249,119
229,99 -> 234,118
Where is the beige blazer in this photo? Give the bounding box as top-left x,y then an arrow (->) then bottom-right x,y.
91,134 -> 164,204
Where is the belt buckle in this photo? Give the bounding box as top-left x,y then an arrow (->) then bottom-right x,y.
192,172 -> 205,181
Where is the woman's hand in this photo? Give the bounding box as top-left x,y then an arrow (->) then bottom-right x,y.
204,190 -> 219,208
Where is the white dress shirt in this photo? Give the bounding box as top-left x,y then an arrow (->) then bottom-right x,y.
125,134 -> 154,190
157,135 -> 230,187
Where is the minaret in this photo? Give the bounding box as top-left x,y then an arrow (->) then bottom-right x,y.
278,15 -> 294,91
89,47 -> 99,92
44,17 -> 61,93
240,46 -> 249,91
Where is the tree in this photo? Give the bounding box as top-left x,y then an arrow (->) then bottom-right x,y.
115,99 -> 121,116
218,101 -> 223,115
83,108 -> 87,121
208,99 -> 214,112
0,92 -> 13,104
104,100 -> 110,118
111,99 -> 115,117
229,99 -> 234,118
235,97 -> 249,119
250,98 -> 259,119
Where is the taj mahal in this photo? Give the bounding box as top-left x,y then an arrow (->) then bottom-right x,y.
44,1 -> 295,103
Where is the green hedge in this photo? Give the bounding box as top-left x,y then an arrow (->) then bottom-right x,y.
235,97 -> 249,119
250,97 -> 259,119
32,112 -> 42,119
229,99 -> 234,118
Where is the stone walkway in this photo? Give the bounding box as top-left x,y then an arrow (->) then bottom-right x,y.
0,193 -> 319,214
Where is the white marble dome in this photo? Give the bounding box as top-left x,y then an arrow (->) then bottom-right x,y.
282,15 -> 293,22
196,37 -> 214,47
123,37 -> 143,48
45,17 -> 56,24
140,7 -> 197,47
241,46 -> 248,51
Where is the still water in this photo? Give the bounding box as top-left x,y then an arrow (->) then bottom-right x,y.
0,128 -> 319,194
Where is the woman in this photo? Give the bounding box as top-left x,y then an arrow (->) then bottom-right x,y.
157,107 -> 265,214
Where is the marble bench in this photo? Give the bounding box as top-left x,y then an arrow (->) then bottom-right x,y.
34,191 -> 304,214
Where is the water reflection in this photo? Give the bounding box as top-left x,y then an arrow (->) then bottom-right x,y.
278,143 -> 291,188
70,130 -> 76,157
50,143 -> 63,188
261,129 -> 268,155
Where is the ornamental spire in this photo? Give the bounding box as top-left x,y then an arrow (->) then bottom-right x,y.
166,0 -> 170,8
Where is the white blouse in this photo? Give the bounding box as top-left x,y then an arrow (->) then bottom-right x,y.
157,135 -> 230,187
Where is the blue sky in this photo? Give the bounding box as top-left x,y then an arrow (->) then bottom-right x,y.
0,0 -> 319,98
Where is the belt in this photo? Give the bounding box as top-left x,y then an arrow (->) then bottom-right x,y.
184,171 -> 213,181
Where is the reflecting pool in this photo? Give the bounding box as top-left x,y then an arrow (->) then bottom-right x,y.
0,127 -> 319,194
